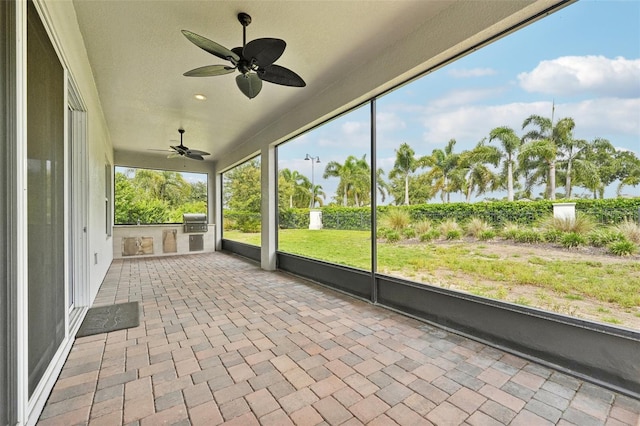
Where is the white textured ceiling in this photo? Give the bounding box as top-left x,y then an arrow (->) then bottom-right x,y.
72,0 -> 566,169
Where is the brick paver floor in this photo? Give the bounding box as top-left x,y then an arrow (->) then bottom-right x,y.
38,252 -> 640,425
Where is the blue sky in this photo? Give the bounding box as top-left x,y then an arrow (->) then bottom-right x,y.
278,0 -> 640,203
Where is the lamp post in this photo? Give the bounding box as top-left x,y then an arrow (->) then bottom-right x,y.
304,153 -> 320,208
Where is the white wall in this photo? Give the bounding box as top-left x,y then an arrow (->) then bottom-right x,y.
38,0 -> 114,303
1,2 -> 9,423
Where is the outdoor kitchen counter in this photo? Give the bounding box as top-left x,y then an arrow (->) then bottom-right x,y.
112,224 -> 215,259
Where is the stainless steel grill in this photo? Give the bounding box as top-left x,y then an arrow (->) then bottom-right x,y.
183,213 -> 208,233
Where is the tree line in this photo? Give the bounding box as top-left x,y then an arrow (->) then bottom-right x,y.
115,168 -> 207,224
271,113 -> 639,210
120,111 -> 640,219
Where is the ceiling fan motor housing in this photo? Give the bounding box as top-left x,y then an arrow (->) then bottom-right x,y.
238,12 -> 252,27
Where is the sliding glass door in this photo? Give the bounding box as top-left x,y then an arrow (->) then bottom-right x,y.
26,0 -> 65,396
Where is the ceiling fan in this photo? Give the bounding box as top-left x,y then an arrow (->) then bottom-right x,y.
161,128 -> 210,161
182,12 -> 306,99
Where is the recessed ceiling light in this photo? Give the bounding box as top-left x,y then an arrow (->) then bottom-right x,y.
194,94 -> 207,101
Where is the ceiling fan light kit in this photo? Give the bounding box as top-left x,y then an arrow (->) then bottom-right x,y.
182,12 -> 306,99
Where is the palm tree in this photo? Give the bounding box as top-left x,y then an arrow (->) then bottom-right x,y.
323,155 -> 370,206
279,168 -> 311,208
308,183 -> 327,208
617,169 -> 640,197
615,151 -> 640,197
557,136 -> 590,199
518,139 -> 557,199
422,139 -> 460,203
553,117 -> 584,198
389,143 -> 421,205
459,140 -> 501,202
521,114 -> 555,198
521,113 -> 574,200
388,171 -> 437,205
282,171 -> 325,208
373,167 -> 390,205
132,169 -> 191,206
579,138 -> 623,199
489,126 -> 521,201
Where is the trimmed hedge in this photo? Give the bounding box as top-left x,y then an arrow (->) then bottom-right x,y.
225,198 -> 640,231
573,198 -> 640,225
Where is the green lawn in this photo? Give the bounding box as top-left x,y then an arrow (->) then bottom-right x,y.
224,229 -> 640,318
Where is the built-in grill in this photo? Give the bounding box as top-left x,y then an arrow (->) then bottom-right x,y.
183,213 -> 208,233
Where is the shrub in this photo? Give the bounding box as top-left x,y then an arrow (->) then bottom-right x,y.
543,229 -> 563,243
445,229 -> 462,240
419,229 -> 440,242
380,208 -> 411,231
237,216 -> 261,233
278,208 -> 309,229
223,217 -> 237,231
588,228 -> 624,247
376,227 -> 389,239
615,219 -> 640,244
478,230 -> 497,241
465,217 -> 492,238
608,239 -> 638,256
439,219 -> 462,236
560,232 -> 586,248
414,220 -> 433,235
575,198 -> 640,225
385,230 -> 401,243
539,213 -> 596,234
501,222 -> 520,240
515,228 -> 543,243
402,228 -> 417,239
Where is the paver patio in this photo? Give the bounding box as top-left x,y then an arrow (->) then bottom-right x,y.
37,252 -> 640,425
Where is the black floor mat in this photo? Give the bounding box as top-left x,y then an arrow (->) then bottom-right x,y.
76,301 -> 140,337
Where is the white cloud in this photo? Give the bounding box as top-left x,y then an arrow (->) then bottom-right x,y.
316,120 -> 370,150
559,97 -> 640,142
376,112 -> 406,133
419,98 -> 639,153
429,87 -> 506,109
449,67 -> 497,78
278,158 -> 309,172
342,120 -> 366,135
316,136 -> 342,148
377,156 -> 396,173
420,102 -> 542,149
518,56 -> 640,98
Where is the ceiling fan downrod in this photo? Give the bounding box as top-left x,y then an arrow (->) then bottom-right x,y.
237,13 -> 253,75
238,12 -> 251,48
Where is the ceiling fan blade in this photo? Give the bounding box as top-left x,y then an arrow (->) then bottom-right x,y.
243,38 -> 285,67
167,153 -> 182,159
182,30 -> 240,62
236,73 -> 263,99
170,144 -> 189,153
186,149 -> 210,156
258,64 -> 306,87
186,154 -> 205,161
183,65 -> 235,77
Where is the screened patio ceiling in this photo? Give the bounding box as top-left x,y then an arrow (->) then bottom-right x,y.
71,0 -> 569,169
